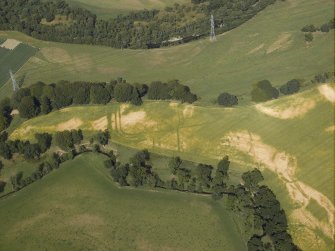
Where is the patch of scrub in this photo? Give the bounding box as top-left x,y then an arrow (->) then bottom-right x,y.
57,118 -> 83,131
91,116 -> 108,131
318,84 -> 335,103
222,131 -> 334,240
255,99 -> 316,119
266,32 -> 292,54
0,39 -> 21,50
41,47 -> 71,63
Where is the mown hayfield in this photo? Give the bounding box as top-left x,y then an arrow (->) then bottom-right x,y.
10,84 -> 335,250
66,0 -> 190,18
0,40 -> 38,87
0,153 -> 246,251
0,0 -> 333,102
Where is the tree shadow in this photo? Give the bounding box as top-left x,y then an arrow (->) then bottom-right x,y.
17,73 -> 26,88
0,181 -> 6,193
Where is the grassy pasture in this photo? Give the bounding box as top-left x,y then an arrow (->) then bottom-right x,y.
9,85 -> 335,250
0,41 -> 38,88
0,0 -> 333,102
0,153 -> 246,251
0,157 -> 45,196
65,0 -> 190,18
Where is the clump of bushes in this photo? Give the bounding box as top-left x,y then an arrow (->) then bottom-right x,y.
301,19 -> 334,42
304,33 -> 313,42
301,24 -> 317,33
0,98 -> 12,132
54,130 -> 83,150
217,92 -> 238,107
147,80 -> 197,103
313,72 -> 333,83
251,80 -> 279,102
279,79 -> 300,95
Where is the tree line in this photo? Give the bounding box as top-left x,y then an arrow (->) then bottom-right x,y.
0,0 -> 276,49
1,128 -> 111,192
216,78 -> 301,106
5,78 -> 197,123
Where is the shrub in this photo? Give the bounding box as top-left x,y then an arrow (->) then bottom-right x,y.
320,23 -> 330,33
95,130 -> 110,145
279,79 -> 300,95
304,33 -> 313,42
301,24 -> 317,32
314,72 -> 331,83
251,80 -> 279,102
217,92 -> 238,107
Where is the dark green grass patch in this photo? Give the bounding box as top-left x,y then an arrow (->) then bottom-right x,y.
0,43 -> 38,87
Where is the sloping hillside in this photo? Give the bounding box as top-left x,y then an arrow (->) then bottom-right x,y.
0,0 -> 333,102
0,153 -> 245,250
10,84 -> 335,251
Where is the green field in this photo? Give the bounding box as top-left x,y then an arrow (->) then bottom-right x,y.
0,41 -> 38,88
0,0 -> 333,249
0,153 -> 246,251
0,0 -> 333,103
9,84 -> 335,250
66,0 -> 190,18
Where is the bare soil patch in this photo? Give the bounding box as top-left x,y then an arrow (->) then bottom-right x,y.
255,99 -> 315,119
0,39 -> 21,50
57,118 -> 83,131
182,105 -> 194,118
318,84 -> 335,103
247,43 -> 264,55
325,125 -> 335,133
223,131 -> 334,239
121,111 -> 147,128
91,116 -> 108,131
266,32 -> 292,54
